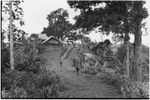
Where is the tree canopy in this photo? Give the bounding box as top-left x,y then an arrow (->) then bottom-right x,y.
68,1 -> 148,81
67,1 -> 148,41
2,0 -> 26,44
41,8 -> 74,41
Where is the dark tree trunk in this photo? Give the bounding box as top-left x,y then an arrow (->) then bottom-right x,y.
132,2 -> 143,82
122,2 -> 130,78
123,3 -> 130,78
133,22 -> 142,81
124,33 -> 130,78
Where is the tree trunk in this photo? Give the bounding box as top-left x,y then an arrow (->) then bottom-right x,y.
133,22 -> 142,82
123,2 -> 130,78
132,2 -> 143,82
9,1 -> 14,70
124,33 -> 130,78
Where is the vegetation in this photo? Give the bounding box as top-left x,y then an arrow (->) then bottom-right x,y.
2,1 -> 68,98
67,1 -> 148,81
41,8 -> 74,41
2,0 -> 149,98
1,38 -> 69,98
67,1 -> 149,98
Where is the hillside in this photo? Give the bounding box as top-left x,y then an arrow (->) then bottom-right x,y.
40,43 -> 149,98
41,46 -> 121,98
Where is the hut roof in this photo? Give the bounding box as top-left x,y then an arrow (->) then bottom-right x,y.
42,36 -> 62,45
83,53 -> 96,59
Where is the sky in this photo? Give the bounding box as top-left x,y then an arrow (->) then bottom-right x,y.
21,0 -> 150,47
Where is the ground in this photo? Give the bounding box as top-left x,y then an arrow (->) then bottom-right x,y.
41,47 -> 121,98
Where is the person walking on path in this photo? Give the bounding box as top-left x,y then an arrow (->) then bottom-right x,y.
60,58 -> 62,67
73,58 -> 80,75
76,65 -> 80,75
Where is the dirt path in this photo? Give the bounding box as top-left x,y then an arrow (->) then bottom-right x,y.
42,49 -> 121,98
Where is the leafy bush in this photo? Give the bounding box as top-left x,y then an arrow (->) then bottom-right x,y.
100,72 -> 125,87
14,44 -> 45,74
116,44 -> 149,77
2,69 -> 67,98
36,43 -> 46,54
25,70 -> 61,98
100,72 -> 149,98
1,48 -> 10,73
120,79 -> 149,98
2,87 -> 27,98
2,70 -> 25,90
2,37 -> 68,98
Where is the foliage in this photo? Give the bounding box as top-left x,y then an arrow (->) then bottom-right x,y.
2,69 -> 68,98
1,34 -> 44,75
100,72 -> 124,87
68,1 -> 148,81
116,45 -> 127,64
2,1 -> 68,98
116,43 -> 149,79
36,43 -> 46,54
2,0 -> 24,24
66,31 -> 83,43
2,87 -> 27,98
1,38 -> 67,98
120,79 -> 149,98
99,72 -> 148,98
132,1 -> 148,81
2,0 -> 26,42
68,1 -> 124,34
42,8 -> 73,41
28,33 -> 45,54
68,1 -> 148,36
91,39 -> 112,55
1,47 -> 10,73
14,44 -> 44,74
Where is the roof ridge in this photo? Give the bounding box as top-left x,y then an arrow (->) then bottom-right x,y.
42,36 -> 62,44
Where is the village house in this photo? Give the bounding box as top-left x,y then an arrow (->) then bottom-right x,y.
42,36 -> 63,51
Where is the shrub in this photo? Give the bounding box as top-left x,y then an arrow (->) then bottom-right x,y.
36,43 -> 46,54
14,44 -> 45,74
2,42 -> 68,98
100,71 -> 149,98
120,79 -> 149,98
2,69 -> 67,98
2,87 -> 27,98
100,72 -> 125,88
2,70 -> 26,90
1,48 -> 10,73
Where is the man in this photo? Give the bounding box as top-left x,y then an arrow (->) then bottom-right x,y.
73,58 -> 80,75
60,58 -> 62,67
76,66 -> 79,75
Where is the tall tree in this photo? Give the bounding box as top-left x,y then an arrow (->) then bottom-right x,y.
132,1 -> 148,81
41,8 -> 73,41
2,0 -> 25,42
68,1 -> 132,77
67,1 -> 148,79
2,0 -> 25,70
9,1 -> 14,70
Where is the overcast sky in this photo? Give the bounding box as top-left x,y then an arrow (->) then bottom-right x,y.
21,0 -> 150,47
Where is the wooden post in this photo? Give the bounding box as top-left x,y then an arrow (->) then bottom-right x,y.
9,1 -> 14,70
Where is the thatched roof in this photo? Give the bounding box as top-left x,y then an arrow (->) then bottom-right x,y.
42,36 -> 62,45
